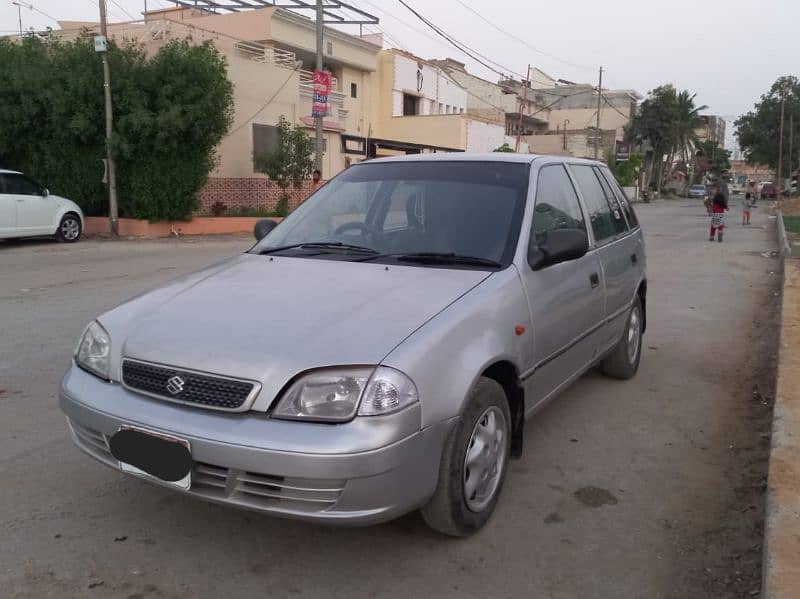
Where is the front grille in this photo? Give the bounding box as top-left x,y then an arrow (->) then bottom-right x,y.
122,359 -> 257,411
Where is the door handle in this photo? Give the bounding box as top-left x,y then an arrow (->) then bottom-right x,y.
16,199 -> 24,202
589,272 -> 600,288
630,253 -> 638,265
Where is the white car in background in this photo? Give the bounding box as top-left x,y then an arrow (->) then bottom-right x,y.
0,169 -> 84,242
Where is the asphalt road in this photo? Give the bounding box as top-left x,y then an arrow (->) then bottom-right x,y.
0,201 -> 780,599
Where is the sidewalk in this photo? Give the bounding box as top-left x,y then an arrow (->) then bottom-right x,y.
763,257 -> 800,598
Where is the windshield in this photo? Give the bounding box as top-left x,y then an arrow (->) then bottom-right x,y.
691,185 -> 705,191
252,161 -> 529,268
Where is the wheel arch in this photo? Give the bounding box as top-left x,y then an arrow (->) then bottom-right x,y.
481,360 -> 525,458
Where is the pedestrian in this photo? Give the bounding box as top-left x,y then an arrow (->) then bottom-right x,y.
742,192 -> 756,225
745,179 -> 757,198
311,169 -> 323,191
709,183 -> 729,242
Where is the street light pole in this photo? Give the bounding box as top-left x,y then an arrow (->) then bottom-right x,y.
99,0 -> 119,235
12,2 -> 23,38
314,0 -> 324,173
515,64 -> 530,152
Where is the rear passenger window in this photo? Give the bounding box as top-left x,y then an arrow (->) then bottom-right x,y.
532,165 -> 586,237
593,167 -> 627,235
570,165 -> 618,244
599,168 -> 639,229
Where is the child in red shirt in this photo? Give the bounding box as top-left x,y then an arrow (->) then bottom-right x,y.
709,186 -> 729,242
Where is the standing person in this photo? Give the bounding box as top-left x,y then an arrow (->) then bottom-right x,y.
311,169 -> 323,192
745,179 -> 757,198
742,192 -> 755,225
709,183 -> 729,242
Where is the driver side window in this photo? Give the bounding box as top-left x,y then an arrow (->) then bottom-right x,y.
531,165 -> 587,241
5,174 -> 42,196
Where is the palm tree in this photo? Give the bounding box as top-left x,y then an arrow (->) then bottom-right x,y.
671,90 -> 707,166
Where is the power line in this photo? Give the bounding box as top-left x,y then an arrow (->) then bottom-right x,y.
600,92 -> 630,120
452,0 -> 594,73
396,0 -> 523,81
109,0 -> 137,20
10,1 -> 59,25
226,63 -> 302,136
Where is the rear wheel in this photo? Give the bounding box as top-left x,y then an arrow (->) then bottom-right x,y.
56,213 -> 81,243
421,377 -> 511,536
601,297 -> 642,379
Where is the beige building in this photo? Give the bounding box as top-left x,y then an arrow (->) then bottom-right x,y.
696,115 -> 727,146
370,50 -> 527,155
55,4 -> 382,213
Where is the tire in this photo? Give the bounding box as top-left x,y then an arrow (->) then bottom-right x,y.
421,377 -> 511,537
601,296 -> 643,380
56,213 -> 82,243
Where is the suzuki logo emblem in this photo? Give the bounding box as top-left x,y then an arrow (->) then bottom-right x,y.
166,375 -> 185,395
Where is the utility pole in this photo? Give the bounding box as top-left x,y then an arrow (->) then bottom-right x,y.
594,66 -> 603,159
515,64 -> 530,152
777,86 -> 786,201
314,0 -> 324,173
99,0 -> 119,235
563,118 -> 569,151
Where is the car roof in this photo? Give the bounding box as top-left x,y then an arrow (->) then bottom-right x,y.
361,152 -> 605,167
0,169 -> 21,175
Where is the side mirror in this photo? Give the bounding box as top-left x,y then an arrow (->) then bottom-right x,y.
42,188 -> 49,197
528,229 -> 589,270
253,218 -> 278,241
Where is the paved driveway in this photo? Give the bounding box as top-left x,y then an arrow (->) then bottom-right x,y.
0,203 -> 779,598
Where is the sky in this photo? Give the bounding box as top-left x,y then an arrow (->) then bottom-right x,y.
2,0 -> 799,148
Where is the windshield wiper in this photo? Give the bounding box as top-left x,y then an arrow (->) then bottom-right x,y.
357,252 -> 502,268
256,242 -> 378,256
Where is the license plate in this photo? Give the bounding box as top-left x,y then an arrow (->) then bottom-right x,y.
109,426 -> 192,490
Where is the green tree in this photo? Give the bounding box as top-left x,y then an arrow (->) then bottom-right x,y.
694,139 -> 731,179
0,36 -> 234,221
493,142 -> 514,152
607,151 -> 644,187
735,76 -> 800,173
253,116 -> 314,216
672,90 -> 707,164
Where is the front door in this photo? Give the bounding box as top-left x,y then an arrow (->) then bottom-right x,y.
7,173 -> 53,235
568,164 -> 635,348
520,163 -> 606,411
0,174 -> 17,237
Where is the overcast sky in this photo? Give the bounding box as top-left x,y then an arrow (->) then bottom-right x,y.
2,0 -> 798,146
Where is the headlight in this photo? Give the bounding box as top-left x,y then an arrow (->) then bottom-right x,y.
272,367 -> 418,423
75,321 -> 111,380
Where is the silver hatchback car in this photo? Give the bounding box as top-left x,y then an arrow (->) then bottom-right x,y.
60,154 -> 646,536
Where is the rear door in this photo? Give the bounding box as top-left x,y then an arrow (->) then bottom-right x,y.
568,164 -> 637,348
520,162 -> 606,409
0,174 -> 18,237
7,173 -> 54,235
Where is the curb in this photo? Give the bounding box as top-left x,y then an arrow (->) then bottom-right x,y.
776,211 -> 792,257
762,256 -> 800,598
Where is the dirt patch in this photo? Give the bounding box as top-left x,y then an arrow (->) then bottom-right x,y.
681,284 -> 779,597
573,487 -> 618,508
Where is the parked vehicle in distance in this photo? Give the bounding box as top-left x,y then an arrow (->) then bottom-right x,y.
0,169 -> 84,242
760,183 -> 778,200
60,154 -> 647,536
688,184 -> 707,199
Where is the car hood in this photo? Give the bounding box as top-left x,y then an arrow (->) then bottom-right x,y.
102,254 -> 490,411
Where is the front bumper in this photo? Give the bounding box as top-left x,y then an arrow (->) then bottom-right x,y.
60,365 -> 454,525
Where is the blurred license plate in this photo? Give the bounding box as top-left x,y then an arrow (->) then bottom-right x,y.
110,426 -> 191,490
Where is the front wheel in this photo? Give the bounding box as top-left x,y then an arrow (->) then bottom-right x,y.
601,297 -> 643,379
421,377 -> 511,537
56,213 -> 82,243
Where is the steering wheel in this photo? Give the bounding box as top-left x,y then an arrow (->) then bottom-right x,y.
334,221 -> 373,237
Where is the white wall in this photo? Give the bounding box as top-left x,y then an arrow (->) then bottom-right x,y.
466,120 -> 518,153
391,53 -> 467,116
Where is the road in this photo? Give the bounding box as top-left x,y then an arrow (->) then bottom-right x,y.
0,201 -> 780,599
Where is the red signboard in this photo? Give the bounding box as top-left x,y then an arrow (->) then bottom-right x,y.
312,70 -> 332,118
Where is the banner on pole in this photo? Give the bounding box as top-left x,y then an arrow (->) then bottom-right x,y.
312,70 -> 332,118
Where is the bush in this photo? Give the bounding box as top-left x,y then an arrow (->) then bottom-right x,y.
0,36 -> 234,221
